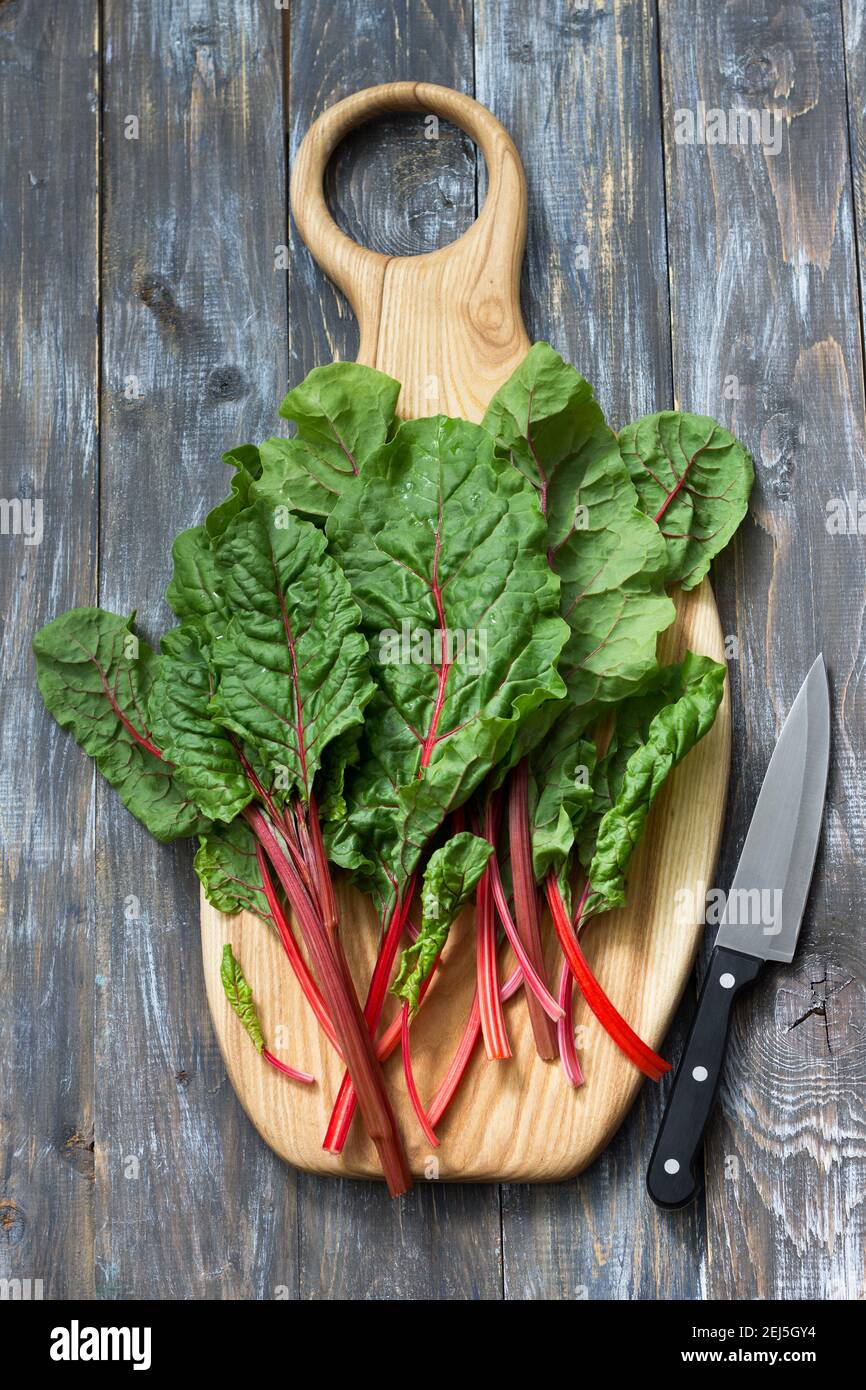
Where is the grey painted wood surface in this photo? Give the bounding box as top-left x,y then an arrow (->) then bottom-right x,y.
96,0 -> 294,1299
1,0 -> 863,1300
0,0 -> 99,1301
659,0 -> 866,1300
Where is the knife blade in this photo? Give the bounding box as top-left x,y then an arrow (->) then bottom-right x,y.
647,655 -> 830,1209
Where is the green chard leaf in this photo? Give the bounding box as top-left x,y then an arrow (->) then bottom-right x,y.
582,655 -> 710,831
320,701 -> 412,908
315,725 -> 363,824
166,447 -> 261,635
255,362 -> 401,522
325,414 -> 569,911
618,411 -> 754,591
204,445 -> 262,540
195,819 -> 270,918
210,500 -> 376,802
33,608 -> 208,842
219,943 -> 264,1053
528,707 -> 598,882
391,832 -> 493,1013
165,525 -> 226,635
582,652 -> 726,915
148,624 -> 253,823
483,342 -> 676,712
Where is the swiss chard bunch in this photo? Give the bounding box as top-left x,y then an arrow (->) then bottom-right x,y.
342,346 -> 750,1101
305,399 -> 570,1144
34,344 -> 753,1187
34,467 -> 419,1192
444,345 -> 752,1083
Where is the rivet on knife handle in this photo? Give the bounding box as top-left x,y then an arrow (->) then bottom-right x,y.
646,945 -> 762,1209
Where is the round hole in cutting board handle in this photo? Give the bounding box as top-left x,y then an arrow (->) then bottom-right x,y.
324,112 -> 483,258
290,82 -> 527,313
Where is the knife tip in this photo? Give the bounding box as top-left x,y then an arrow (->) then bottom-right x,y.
807,654 -> 831,722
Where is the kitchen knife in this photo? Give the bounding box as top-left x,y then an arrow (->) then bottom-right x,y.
646,654 -> 830,1209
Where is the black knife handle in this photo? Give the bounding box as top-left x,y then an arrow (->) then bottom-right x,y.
647,945 -> 763,1209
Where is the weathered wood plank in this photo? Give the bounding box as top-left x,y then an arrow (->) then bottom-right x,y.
475,0 -> 707,1300
476,0 -> 674,425
288,0 -> 504,1300
659,0 -> 866,1300
97,0 -> 295,1299
0,0 -> 99,1302
843,2 -> 866,352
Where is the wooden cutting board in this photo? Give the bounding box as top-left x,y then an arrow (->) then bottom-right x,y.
200,82 -> 730,1183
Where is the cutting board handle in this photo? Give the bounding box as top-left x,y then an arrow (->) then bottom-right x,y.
290,81 -> 531,420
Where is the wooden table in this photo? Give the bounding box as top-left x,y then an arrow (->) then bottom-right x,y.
2,0 -> 864,1301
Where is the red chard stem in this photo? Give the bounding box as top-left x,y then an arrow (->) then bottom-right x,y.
255,844 -> 342,1056
246,804 -> 411,1195
323,879 -> 416,1154
508,759 -> 558,1059
401,1002 -> 439,1148
545,873 -> 670,1082
263,1048 -> 315,1085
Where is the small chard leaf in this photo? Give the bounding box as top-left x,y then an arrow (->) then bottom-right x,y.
483,342 -> 675,711
529,708 -> 598,882
326,414 -> 568,907
584,654 -> 712,828
583,653 -> 726,914
256,362 -> 401,522
195,819 -> 270,918
33,608 -> 207,842
210,500 -> 375,802
219,943 -> 264,1053
166,449 -> 261,630
482,338 -> 599,494
165,526 -> 227,634
392,832 -> 493,1013
316,725 -> 363,824
619,411 -> 754,591
322,813 -> 380,894
256,437 -> 343,522
320,705 -> 413,910
204,445 -> 262,540
148,624 -> 253,823
278,361 -> 401,460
